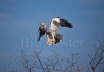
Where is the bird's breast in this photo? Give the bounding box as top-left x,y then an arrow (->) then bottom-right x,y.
50,24 -> 57,32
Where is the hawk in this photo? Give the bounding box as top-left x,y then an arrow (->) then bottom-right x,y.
37,17 -> 73,45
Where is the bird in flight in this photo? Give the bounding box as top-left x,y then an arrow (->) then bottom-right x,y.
37,17 -> 73,45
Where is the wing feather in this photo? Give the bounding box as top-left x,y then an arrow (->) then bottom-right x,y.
60,19 -> 73,28
37,23 -> 47,41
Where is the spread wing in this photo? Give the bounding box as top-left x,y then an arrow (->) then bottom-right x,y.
60,18 -> 73,28
37,23 -> 47,41
52,17 -> 73,28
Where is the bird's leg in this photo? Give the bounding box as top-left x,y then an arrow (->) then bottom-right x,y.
51,32 -> 55,44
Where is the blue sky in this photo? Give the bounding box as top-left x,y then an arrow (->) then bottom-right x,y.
0,0 -> 104,72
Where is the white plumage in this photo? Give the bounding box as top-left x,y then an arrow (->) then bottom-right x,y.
37,17 -> 73,45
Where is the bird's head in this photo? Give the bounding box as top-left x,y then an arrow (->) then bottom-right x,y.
40,22 -> 48,28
